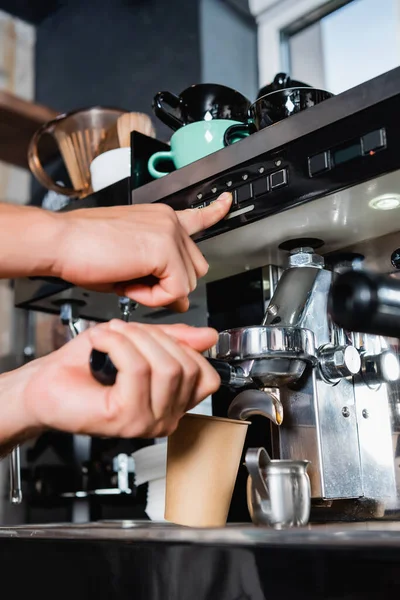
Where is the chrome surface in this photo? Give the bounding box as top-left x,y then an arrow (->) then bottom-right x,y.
214,326 -> 316,361
4,520 -> 400,547
119,297 -> 138,322
245,447 -> 311,529
273,260 -> 394,500
228,389 -> 283,426
353,334 -> 397,500
213,326 -> 316,387
216,249 -> 398,504
288,247 -> 324,269
361,350 -> 400,386
225,364 -> 253,387
318,344 -> 361,383
9,447 -> 22,505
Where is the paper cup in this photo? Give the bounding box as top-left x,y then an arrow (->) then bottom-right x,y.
165,414 -> 249,527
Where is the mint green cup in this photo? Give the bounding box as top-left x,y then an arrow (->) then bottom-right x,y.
148,119 -> 247,178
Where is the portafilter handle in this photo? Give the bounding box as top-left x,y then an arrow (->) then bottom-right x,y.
89,350 -> 251,388
328,270 -> 400,338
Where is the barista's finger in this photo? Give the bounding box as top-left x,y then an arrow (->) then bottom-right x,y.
132,323 -> 201,415
120,242 -> 191,308
177,192 -> 232,236
166,297 -> 190,313
87,326 -> 153,428
178,232 -> 198,291
108,321 -> 183,421
176,344 -> 221,410
180,231 -> 210,278
156,323 -> 218,352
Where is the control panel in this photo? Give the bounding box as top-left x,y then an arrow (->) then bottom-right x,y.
154,91 -> 399,245
308,128 -> 387,177
192,164 -> 288,223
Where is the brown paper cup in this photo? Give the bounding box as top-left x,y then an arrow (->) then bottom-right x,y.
165,413 -> 249,527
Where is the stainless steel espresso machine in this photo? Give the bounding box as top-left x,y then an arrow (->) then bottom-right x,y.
4,66 -> 400,599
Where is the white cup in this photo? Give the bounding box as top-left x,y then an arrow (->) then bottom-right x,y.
90,147 -> 131,192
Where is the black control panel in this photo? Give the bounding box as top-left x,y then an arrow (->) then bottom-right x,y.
308,128 -> 387,177
152,94 -> 400,244
192,166 -> 288,210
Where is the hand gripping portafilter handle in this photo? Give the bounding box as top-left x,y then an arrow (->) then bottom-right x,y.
328,270 -> 400,338
89,350 -> 250,387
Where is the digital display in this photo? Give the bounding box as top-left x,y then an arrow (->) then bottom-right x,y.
333,142 -> 362,166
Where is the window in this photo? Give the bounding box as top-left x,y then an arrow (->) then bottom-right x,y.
287,0 -> 400,93
251,0 -> 400,95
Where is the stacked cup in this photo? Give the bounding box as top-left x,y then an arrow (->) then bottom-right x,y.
148,83 -> 252,178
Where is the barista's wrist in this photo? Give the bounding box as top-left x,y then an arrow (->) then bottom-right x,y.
0,362 -> 44,456
0,204 -> 66,280
27,207 -> 67,279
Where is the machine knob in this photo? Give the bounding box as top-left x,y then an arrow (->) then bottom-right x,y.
318,345 -> 361,383
361,351 -> 400,386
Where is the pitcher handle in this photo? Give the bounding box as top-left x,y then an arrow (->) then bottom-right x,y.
27,117 -> 83,198
152,91 -> 184,131
245,447 -> 270,501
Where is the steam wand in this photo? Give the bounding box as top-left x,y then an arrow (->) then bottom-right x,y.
9,312 -> 35,505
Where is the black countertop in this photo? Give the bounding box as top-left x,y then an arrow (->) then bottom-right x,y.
1,521 -> 400,600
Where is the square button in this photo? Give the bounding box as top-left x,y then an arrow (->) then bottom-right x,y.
236,183 -> 253,204
270,169 -> 287,189
252,177 -> 269,197
308,152 -> 330,177
362,129 -> 386,154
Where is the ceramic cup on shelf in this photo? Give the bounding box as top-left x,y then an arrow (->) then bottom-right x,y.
90,147 -> 131,192
147,119 -> 247,178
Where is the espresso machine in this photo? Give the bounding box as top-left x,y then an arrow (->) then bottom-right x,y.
0,63 -> 400,600
3,65 -> 400,599
11,66 -> 400,520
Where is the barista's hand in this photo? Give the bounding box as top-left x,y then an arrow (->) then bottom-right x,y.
53,192 -> 232,311
3,322 -> 220,443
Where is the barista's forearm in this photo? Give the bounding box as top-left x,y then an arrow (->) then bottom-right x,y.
0,203 -> 64,279
0,364 -> 43,458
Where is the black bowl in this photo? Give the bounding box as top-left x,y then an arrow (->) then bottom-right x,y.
224,86 -> 334,146
253,87 -> 334,129
153,83 -> 252,131
257,72 -> 312,99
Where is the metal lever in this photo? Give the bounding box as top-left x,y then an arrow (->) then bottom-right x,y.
118,297 -> 138,322
9,311 -> 36,505
90,349 -> 252,388
9,446 -> 22,504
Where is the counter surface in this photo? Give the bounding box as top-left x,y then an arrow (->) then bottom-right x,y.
1,521 -> 400,599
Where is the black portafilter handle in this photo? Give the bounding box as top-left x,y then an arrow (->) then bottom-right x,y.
90,349 -> 244,387
328,270 -> 400,338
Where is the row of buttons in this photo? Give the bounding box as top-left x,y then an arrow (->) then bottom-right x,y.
193,168 -> 288,209
309,128 -> 387,177
195,166 -> 268,202
235,169 -> 288,204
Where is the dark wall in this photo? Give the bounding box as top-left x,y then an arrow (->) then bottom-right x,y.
32,0 -> 257,204
35,0 -> 202,140
200,0 -> 258,102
